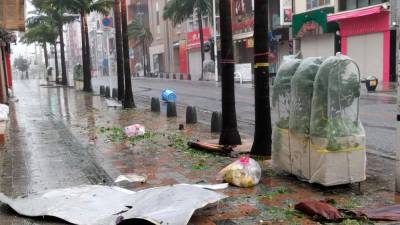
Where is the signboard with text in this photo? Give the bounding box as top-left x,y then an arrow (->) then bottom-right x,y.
187,28 -> 211,49
280,0 -> 293,26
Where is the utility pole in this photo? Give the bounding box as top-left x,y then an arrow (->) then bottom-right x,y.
212,0 -> 218,82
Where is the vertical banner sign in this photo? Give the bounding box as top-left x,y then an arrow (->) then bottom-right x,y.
280,0 -> 293,26
179,40 -> 188,74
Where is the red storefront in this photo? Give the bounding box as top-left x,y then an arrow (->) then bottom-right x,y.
328,4 -> 392,83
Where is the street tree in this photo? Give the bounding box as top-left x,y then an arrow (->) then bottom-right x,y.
114,0 -> 124,101
14,56 -> 30,79
30,0 -> 77,85
251,0 -> 272,156
20,23 -> 58,71
218,0 -> 241,146
120,0 -> 135,108
67,0 -> 114,92
128,17 -> 153,78
163,0 -> 212,80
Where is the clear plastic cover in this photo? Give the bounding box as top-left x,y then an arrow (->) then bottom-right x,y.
272,54 -> 302,129
310,54 -> 364,150
289,57 -> 325,134
272,55 -> 302,173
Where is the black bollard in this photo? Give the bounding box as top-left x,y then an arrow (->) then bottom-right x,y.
160,73 -> 163,79
112,88 -> 118,99
173,74 -> 176,79
151,97 -> 161,112
211,111 -> 222,133
100,85 -> 105,96
166,73 -> 170,79
188,74 -> 191,80
180,74 -> 184,80
186,106 -> 197,124
167,102 -> 177,117
105,86 -> 110,98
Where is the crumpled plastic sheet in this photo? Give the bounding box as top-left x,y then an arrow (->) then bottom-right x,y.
0,184 -> 227,225
353,204 -> 400,221
294,200 -> 342,221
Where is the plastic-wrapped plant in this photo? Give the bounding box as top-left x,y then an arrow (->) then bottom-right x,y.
289,57 -> 325,134
310,55 -> 362,139
272,54 -> 302,129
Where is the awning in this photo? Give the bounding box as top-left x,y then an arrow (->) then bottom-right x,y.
292,6 -> 335,37
0,0 -> 25,31
327,4 -> 388,22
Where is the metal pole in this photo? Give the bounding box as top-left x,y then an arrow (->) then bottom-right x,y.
212,0 -> 218,81
107,29 -> 112,90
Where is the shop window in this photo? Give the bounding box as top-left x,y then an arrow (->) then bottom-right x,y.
306,0 -> 330,10
339,0 -> 388,11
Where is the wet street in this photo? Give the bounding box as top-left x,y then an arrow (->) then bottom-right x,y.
0,79 -> 398,225
94,76 -> 398,158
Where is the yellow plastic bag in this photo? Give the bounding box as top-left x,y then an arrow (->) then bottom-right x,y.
218,157 -> 261,188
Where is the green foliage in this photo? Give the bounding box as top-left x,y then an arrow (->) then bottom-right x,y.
311,57 -> 361,137
73,64 -> 84,81
13,56 -> 30,73
128,17 -> 153,47
0,28 -> 16,43
163,0 -> 212,26
21,23 -> 58,46
258,186 -> 288,200
266,206 -> 296,222
289,57 -> 324,134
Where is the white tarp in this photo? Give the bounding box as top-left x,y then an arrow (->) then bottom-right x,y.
0,184 -> 227,225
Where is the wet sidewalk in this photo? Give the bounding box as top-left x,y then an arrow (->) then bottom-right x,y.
0,80 -> 398,225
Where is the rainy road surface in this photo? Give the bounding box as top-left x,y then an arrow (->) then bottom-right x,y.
0,79 -> 397,225
94,76 -> 398,159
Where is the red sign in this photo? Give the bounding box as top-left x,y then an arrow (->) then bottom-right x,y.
232,19 -> 254,32
179,40 -> 188,74
187,28 -> 211,49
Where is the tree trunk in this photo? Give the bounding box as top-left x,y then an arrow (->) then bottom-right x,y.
54,42 -> 60,83
80,11 -> 89,91
142,42 -> 146,77
121,0 -> 135,108
197,9 -> 205,80
218,0 -> 241,146
250,0 -> 271,156
81,13 -> 92,92
114,0 -> 125,101
43,43 -> 49,69
58,24 -> 68,86
84,14 -> 92,92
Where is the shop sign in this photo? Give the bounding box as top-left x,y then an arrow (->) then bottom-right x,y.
280,0 -> 293,26
232,19 -> 254,32
187,28 -> 211,49
297,21 -> 321,38
179,40 -> 188,74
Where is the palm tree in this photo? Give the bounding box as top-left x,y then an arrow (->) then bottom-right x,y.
250,0 -> 271,156
128,17 -> 153,78
163,0 -> 212,80
218,0 -> 241,146
30,0 -> 77,85
120,0 -> 135,108
20,23 -> 58,70
114,0 -> 124,101
68,0 -> 114,92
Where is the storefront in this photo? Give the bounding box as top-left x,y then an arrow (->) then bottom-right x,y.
292,6 -> 339,58
328,3 -> 392,83
186,28 -> 211,81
